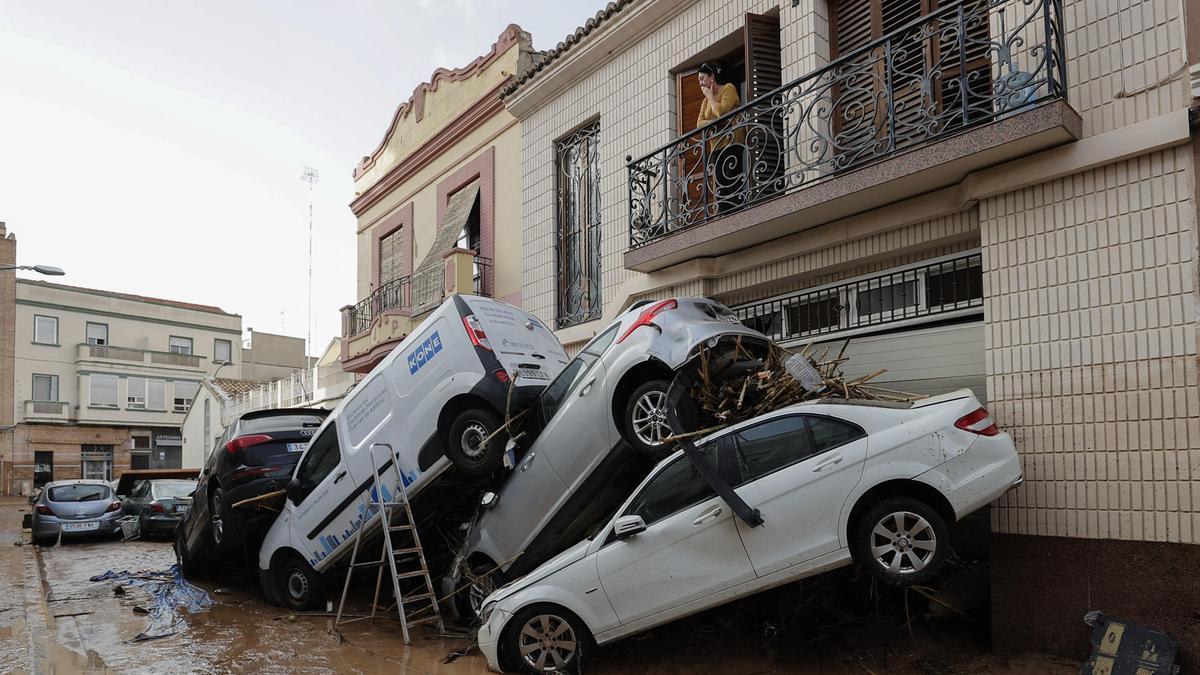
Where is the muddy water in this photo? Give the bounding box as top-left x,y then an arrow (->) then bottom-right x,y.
0,498 -> 1077,674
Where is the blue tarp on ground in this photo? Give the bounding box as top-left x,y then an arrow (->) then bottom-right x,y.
89,564 -> 212,641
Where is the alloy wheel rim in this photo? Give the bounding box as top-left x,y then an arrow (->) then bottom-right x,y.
518,614 -> 577,671
870,510 -> 936,574
461,422 -> 490,461
631,390 -> 669,446
211,493 -> 224,544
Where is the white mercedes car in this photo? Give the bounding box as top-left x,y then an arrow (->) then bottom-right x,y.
476,388 -> 1021,673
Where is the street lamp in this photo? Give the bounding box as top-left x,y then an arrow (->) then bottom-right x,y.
0,264 -> 65,276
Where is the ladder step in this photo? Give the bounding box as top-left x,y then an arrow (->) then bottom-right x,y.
405,615 -> 441,627
391,547 -> 423,555
395,570 -> 430,580
388,524 -> 414,531
400,592 -> 434,603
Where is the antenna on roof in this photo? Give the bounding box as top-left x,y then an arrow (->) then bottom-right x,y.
301,166 -> 319,360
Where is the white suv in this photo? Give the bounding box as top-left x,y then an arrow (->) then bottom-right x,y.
476,389 -> 1021,673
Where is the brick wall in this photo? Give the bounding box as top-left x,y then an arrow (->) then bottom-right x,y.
982,144 -> 1199,543
12,425 -> 131,495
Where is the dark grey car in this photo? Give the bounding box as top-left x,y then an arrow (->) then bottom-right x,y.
32,480 -> 124,545
121,479 -> 195,537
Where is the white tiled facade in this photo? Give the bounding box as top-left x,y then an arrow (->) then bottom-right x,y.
513,0 -> 1198,560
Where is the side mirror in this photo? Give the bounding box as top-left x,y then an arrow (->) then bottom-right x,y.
613,515 -> 647,540
480,492 -> 498,509
286,478 -> 303,505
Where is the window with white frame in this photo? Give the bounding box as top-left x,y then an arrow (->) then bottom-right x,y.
214,339 -> 232,364
173,381 -> 198,413
34,315 -> 58,345
33,374 -> 59,401
169,336 -> 193,355
90,374 -> 119,407
86,322 -> 108,346
127,377 -> 147,408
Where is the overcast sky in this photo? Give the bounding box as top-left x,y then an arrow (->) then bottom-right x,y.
0,0 -> 590,357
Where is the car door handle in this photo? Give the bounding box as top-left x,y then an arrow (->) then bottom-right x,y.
579,377 -> 597,397
333,470 -> 347,484
693,505 -> 722,525
813,455 -> 843,472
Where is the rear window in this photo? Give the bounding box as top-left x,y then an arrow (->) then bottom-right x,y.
151,480 -> 195,499
48,484 -> 111,502
241,414 -> 326,435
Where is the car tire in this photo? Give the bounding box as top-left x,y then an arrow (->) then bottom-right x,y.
209,486 -> 237,551
852,496 -> 949,586
447,408 -> 505,477
175,530 -> 201,578
504,604 -> 592,674
622,380 -> 672,458
276,556 -> 325,611
453,561 -> 504,624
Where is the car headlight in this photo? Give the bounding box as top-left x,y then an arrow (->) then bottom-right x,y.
479,600 -> 498,625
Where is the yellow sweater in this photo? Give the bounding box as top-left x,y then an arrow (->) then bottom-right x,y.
696,83 -> 742,150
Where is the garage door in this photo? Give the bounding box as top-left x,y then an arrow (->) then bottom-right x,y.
792,321 -> 986,404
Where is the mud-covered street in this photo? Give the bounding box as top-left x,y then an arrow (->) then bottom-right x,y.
0,497 -> 1082,674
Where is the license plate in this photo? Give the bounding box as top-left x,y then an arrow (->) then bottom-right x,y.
723,314 -> 742,324
287,442 -> 308,453
516,368 -> 548,381
62,521 -> 98,532
172,504 -> 185,512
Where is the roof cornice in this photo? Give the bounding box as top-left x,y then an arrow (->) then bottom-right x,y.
504,0 -> 693,119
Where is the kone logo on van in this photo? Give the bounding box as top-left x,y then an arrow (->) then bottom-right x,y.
406,331 -> 443,374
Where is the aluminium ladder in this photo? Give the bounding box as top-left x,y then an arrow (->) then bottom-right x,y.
334,443 -> 444,642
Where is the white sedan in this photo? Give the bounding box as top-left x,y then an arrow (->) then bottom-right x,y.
476,389 -> 1021,673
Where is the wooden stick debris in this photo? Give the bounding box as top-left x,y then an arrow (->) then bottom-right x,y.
232,490 -> 286,510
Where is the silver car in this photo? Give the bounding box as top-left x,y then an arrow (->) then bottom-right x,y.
450,297 -> 765,615
32,480 -> 125,545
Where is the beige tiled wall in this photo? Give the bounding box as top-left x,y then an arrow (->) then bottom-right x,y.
983,144 -> 1199,543
1066,0 -> 1189,136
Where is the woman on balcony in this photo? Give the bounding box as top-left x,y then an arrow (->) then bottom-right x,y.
697,63 -> 744,214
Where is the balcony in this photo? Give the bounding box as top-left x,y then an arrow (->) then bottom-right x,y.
341,252 -> 493,338
76,343 -> 204,370
626,0 -> 1077,272
24,400 -> 71,423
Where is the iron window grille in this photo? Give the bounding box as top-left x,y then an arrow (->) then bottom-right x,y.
555,119 -> 603,328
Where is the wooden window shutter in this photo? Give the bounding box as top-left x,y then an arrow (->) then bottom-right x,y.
743,13 -> 781,103
831,0 -> 876,58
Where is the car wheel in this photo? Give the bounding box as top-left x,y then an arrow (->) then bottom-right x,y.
623,380 -> 672,458
453,561 -> 504,624
209,486 -> 235,550
853,496 -> 948,585
447,408 -> 504,477
505,604 -> 591,674
175,530 -> 200,578
276,556 -> 325,611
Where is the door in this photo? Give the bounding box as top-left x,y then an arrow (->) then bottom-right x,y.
481,325 -> 620,565
596,444 -> 755,624
33,451 -> 53,487
286,422 -> 355,566
731,414 -> 868,576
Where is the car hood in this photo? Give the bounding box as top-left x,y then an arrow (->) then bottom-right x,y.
644,301 -> 767,369
487,538 -> 592,606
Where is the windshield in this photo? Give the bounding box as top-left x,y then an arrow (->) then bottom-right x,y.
151,480 -> 195,499
538,325 -> 619,422
48,484 -> 112,502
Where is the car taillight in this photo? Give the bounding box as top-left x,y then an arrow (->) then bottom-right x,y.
150,501 -> 164,513
955,407 -> 999,436
494,369 -> 510,384
226,434 -> 272,453
463,315 -> 492,351
106,500 -> 122,512
35,504 -> 52,515
617,299 -> 678,343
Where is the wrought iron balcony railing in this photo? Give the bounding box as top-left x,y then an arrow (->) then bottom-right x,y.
732,253 -> 983,344
343,275 -> 411,337
628,0 -> 1066,247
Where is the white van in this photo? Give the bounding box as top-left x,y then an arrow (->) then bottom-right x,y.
256,295 -> 568,609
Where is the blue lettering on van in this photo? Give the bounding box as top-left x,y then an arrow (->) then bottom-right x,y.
406,331 -> 444,374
